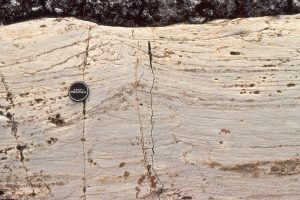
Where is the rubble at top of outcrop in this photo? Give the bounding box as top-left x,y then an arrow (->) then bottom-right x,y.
1,0 -> 300,26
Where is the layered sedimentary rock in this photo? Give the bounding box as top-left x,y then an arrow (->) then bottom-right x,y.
0,15 -> 300,199
1,0 -> 300,26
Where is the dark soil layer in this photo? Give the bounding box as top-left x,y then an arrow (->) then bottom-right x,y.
1,0 -> 300,26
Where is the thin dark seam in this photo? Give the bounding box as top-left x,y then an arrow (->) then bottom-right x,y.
148,41 -> 164,199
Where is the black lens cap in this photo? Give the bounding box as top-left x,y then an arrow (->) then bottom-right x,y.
68,81 -> 89,102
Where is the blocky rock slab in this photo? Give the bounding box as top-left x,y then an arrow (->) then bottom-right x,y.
0,15 -> 300,199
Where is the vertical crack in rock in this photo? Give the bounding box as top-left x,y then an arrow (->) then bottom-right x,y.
82,100 -> 87,199
82,26 -> 92,82
134,55 -> 152,197
0,72 -> 37,196
0,73 -> 18,139
81,26 -> 92,199
0,73 -> 15,108
148,41 -> 164,199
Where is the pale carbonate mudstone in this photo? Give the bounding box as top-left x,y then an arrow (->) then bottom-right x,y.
0,15 -> 300,199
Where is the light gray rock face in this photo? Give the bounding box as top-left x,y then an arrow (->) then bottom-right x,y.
1,15 -> 300,199
0,0 -> 300,26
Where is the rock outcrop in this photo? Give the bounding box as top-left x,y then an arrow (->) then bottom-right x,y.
1,14 -> 300,199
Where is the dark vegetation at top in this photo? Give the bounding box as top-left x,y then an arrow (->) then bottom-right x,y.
0,0 -> 300,26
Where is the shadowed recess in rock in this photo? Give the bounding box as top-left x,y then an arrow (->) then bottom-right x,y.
1,0 -> 300,26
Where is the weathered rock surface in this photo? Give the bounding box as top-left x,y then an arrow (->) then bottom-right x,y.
1,0 -> 300,26
0,14 -> 300,199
